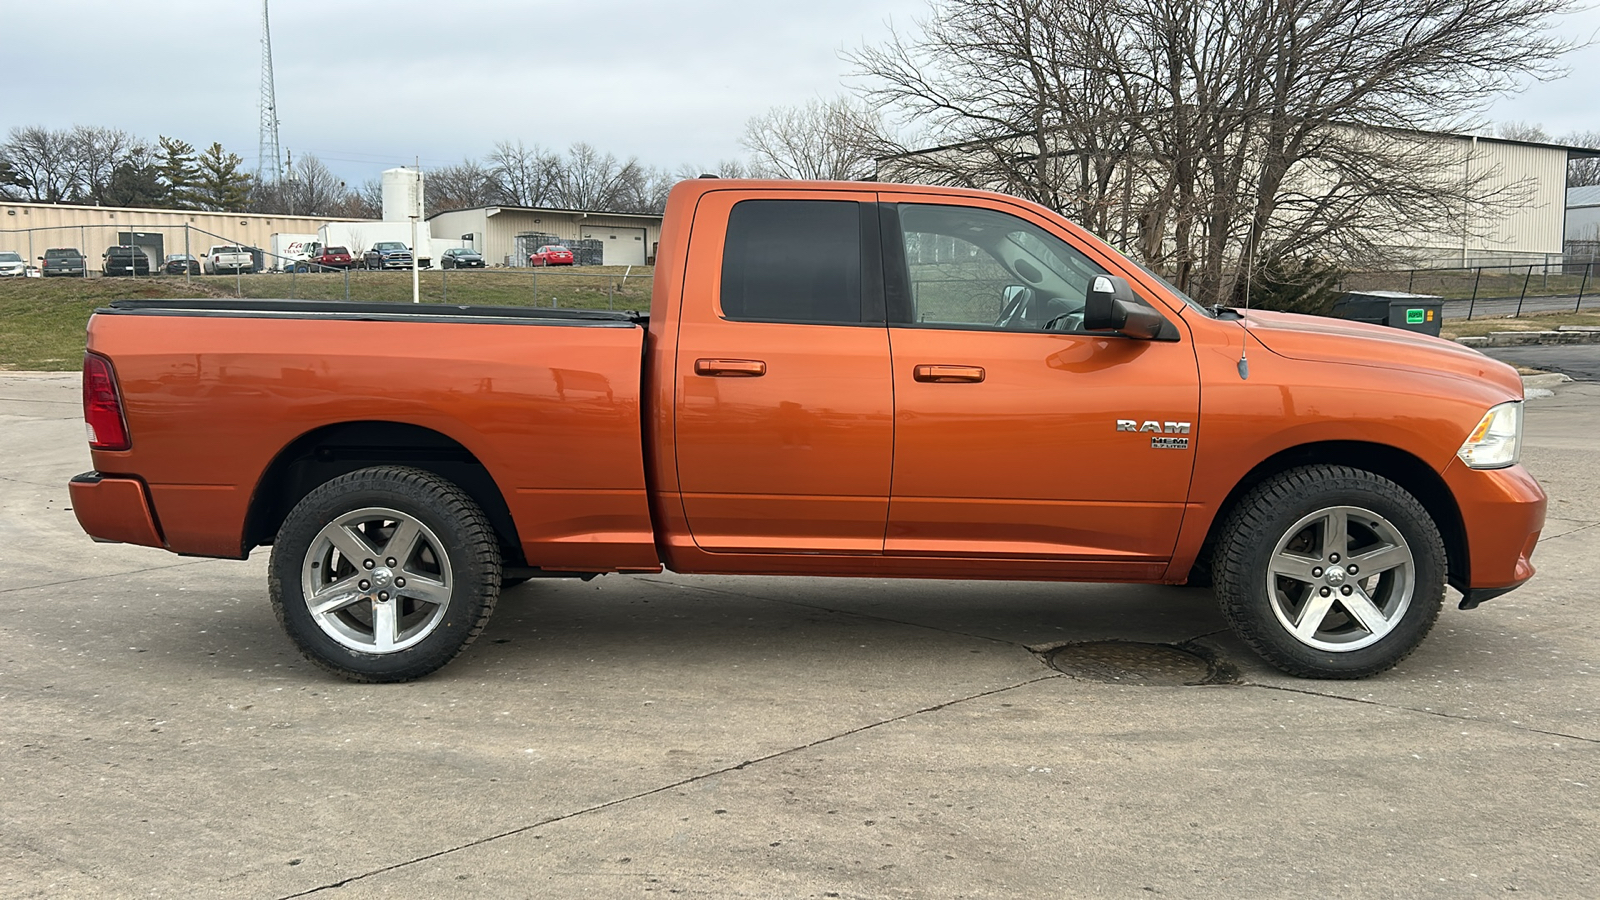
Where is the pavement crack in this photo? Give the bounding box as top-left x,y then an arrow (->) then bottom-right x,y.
0,558 -> 220,595
1540,520 -> 1600,541
272,672 -> 1061,898
1242,681 -> 1600,745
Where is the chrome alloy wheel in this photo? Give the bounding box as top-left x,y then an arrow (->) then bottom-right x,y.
1266,505 -> 1416,653
300,506 -> 454,654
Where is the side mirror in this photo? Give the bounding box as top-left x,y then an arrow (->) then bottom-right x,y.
1084,275 -> 1164,340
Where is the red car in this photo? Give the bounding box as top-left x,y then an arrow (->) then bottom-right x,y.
529,244 -> 574,266
314,246 -> 356,269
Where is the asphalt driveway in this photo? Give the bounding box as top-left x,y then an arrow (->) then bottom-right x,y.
2,372 -> 1596,899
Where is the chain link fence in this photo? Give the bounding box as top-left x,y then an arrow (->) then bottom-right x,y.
0,221 -> 652,310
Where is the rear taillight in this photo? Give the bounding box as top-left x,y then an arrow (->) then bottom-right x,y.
83,352 -> 130,451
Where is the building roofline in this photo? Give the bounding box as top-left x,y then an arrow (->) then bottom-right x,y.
427,205 -> 663,222
0,199 -> 367,221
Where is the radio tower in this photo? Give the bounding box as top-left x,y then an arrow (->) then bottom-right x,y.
256,0 -> 283,184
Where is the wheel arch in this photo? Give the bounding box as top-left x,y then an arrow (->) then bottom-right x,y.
241,420 -> 525,566
1196,441 -> 1469,591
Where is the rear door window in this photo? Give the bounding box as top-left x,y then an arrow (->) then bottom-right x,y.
720,199 -> 865,324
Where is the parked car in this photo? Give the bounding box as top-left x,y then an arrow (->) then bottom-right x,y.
102,246 -> 152,277
441,248 -> 485,269
69,178 -> 1546,685
0,250 -> 27,277
164,254 -> 201,275
312,246 -> 356,269
40,248 -> 87,277
204,245 -> 253,275
529,244 -> 574,266
364,242 -> 414,270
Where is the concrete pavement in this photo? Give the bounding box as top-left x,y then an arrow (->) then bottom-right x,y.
1,372 -> 1596,899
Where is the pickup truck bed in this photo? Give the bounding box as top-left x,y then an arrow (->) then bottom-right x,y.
79,299 -> 660,572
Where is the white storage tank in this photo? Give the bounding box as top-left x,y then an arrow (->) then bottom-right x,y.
381,168 -> 424,223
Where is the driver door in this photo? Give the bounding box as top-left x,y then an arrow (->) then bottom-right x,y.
880,196 -> 1201,568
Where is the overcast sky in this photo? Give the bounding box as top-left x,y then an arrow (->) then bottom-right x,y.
3,0 -> 1596,186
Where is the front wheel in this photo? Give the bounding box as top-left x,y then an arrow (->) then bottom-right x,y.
1212,465 -> 1445,679
269,466 -> 502,682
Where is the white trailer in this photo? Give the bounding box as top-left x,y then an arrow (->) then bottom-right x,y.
269,233 -> 322,272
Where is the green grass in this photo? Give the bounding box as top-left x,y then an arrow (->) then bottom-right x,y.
1342,268 -> 1594,301
0,267 -> 654,371
1439,310 -> 1600,339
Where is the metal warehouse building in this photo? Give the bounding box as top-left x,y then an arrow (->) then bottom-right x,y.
426,206 -> 663,268
0,201 -> 364,270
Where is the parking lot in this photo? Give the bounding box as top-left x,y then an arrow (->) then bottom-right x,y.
2,371 -> 1597,899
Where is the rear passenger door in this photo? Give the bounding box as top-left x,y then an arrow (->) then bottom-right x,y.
672,189 -> 894,553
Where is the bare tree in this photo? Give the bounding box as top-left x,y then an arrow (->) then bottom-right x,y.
427,158 -> 499,212
486,140 -> 558,207
741,96 -> 888,180
1562,130 -> 1600,187
1494,121 -> 1552,142
551,142 -> 647,210
854,0 -> 1578,302
2,126 -> 78,202
70,126 -> 144,205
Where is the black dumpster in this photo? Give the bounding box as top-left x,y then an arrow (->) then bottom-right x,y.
1330,291 -> 1444,337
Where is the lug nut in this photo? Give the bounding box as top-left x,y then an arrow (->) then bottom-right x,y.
395,577 -> 406,587
1319,587 -> 1331,597
1348,565 -> 1359,575
1329,553 -> 1340,563
378,591 -> 389,601
363,559 -> 375,569
1341,585 -> 1353,596
1312,567 -> 1323,578
386,557 -> 397,567
358,580 -> 370,591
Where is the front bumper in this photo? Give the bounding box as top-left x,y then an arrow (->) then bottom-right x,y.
69,472 -> 165,548
1442,461 -> 1545,609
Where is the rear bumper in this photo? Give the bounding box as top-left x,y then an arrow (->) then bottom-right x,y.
68,472 -> 165,548
1442,461 -> 1546,608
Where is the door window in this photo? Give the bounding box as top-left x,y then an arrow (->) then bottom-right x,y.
720,199 -> 865,324
889,204 -> 1111,332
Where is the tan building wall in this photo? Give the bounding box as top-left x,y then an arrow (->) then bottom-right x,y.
0,200 -> 370,267
428,207 -> 663,267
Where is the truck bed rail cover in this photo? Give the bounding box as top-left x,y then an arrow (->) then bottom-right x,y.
100,299 -> 643,327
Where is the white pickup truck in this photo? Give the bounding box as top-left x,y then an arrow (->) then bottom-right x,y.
204,245 -> 254,275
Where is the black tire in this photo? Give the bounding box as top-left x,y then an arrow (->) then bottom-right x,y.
269,466 -> 502,682
1212,465 -> 1445,679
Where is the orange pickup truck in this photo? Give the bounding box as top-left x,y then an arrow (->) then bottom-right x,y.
71,179 -> 1545,682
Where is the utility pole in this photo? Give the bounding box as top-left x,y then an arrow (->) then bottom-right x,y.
256,0 -> 283,186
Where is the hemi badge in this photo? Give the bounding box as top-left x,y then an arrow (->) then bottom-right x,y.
1151,437 -> 1190,450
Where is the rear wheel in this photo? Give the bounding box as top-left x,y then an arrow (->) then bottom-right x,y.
269,466 -> 502,682
1212,465 -> 1445,679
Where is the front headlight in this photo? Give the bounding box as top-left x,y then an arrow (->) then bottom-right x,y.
1457,401 -> 1522,469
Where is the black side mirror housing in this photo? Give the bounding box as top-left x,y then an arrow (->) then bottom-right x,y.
1084,275 -> 1165,340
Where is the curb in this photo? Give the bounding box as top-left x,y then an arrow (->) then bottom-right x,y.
1457,328 -> 1600,348
1522,373 -> 1573,390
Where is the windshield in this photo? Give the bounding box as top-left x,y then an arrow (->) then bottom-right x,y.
1133,262 -> 1213,316
0,252 -> 22,262
376,242 -> 405,251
